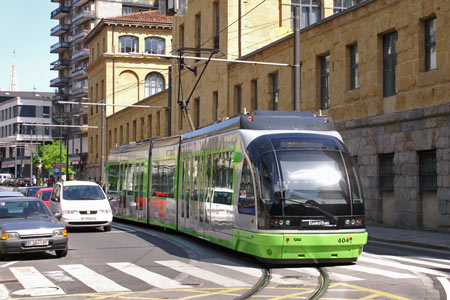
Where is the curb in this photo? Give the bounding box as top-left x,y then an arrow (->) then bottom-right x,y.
368,236 -> 450,252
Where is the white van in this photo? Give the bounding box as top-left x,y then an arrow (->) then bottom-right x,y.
0,174 -> 11,185
50,180 -> 113,231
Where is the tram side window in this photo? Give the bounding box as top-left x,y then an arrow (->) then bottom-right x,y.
213,151 -> 233,189
127,164 -> 134,196
108,165 -> 119,193
238,159 -> 255,215
259,153 -> 282,216
151,159 -> 176,197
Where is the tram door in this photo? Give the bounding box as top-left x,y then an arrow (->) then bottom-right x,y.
198,155 -> 211,238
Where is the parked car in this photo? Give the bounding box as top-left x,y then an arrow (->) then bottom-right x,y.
15,178 -> 32,187
0,197 -> 68,259
0,174 -> 11,185
13,186 -> 28,195
25,186 -> 46,198
50,181 -> 112,232
38,188 -> 53,207
0,191 -> 24,198
5,178 -> 16,187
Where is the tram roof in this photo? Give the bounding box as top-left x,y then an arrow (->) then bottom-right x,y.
182,111 -> 334,142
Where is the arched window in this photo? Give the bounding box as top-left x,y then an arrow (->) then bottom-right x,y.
119,35 -> 138,53
333,0 -> 356,13
145,73 -> 165,97
145,37 -> 165,54
291,0 -> 321,29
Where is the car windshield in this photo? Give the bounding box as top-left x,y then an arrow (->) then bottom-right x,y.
27,188 -> 42,197
0,200 -> 52,218
63,185 -> 105,200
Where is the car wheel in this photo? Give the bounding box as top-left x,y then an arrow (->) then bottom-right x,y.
55,248 -> 68,258
104,225 -> 112,232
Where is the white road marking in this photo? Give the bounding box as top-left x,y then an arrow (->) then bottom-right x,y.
338,265 -> 416,279
437,277 -> 450,300
156,260 -> 250,287
108,262 -> 192,289
43,271 -> 75,282
9,267 -> 65,296
376,254 -> 450,270
0,284 -> 9,300
0,261 -> 19,268
359,256 -> 449,276
59,264 -> 130,292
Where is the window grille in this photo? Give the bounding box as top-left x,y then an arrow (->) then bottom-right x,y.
419,150 -> 437,193
379,153 -> 394,192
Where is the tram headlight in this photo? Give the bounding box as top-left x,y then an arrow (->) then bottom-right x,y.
344,218 -> 363,226
285,220 -> 291,226
279,220 -> 284,226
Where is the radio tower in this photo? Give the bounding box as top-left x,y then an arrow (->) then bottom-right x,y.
9,50 -> 18,91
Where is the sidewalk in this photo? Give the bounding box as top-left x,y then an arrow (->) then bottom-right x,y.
367,225 -> 450,251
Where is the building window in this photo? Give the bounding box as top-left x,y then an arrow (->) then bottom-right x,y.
425,17 -> 436,72
195,14 -> 201,57
320,54 -> 330,109
194,98 -> 200,129
156,111 -> 161,136
349,44 -> 360,89
419,150 -> 437,193
145,72 -> 165,97
270,73 -> 279,110
291,0 -> 321,29
213,2 -> 220,49
251,79 -> 258,111
140,117 -> 145,141
119,35 -> 138,53
180,24 -> 185,48
145,37 -> 165,54
122,6 -> 133,14
120,126 -> 123,145
383,31 -> 398,97
18,105 -> 36,117
43,106 -> 50,118
132,120 -> 137,142
379,153 -> 394,192
235,85 -> 242,114
213,91 -> 218,121
333,0 -> 356,13
148,114 -> 153,139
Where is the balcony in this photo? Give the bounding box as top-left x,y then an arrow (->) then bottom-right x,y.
72,0 -> 90,7
71,50 -> 89,61
52,94 -> 69,102
71,11 -> 95,25
72,87 -> 88,96
50,59 -> 70,71
71,69 -> 88,79
50,42 -> 69,53
69,31 -> 88,43
50,77 -> 70,87
51,6 -> 70,19
51,24 -> 70,36
71,105 -> 88,116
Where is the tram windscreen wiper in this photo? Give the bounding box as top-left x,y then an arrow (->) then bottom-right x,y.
275,196 -> 337,222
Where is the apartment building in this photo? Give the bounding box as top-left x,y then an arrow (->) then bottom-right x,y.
0,91 -> 53,178
50,0 -> 159,179
84,10 -> 173,181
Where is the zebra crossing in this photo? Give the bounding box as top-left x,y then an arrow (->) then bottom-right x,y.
0,253 -> 449,298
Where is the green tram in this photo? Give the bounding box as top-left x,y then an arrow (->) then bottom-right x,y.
106,111 -> 368,264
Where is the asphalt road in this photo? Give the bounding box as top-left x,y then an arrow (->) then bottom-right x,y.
0,220 -> 448,299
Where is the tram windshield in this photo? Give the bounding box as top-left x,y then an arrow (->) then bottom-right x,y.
248,134 -> 364,224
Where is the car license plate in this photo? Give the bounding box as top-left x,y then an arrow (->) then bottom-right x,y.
25,240 -> 49,247
81,216 -> 96,221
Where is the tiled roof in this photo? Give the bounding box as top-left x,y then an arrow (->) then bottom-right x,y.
104,10 -> 172,25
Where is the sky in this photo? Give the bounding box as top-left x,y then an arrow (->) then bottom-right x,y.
0,1 -> 58,93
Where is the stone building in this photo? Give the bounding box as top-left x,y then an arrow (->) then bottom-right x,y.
84,10 -> 172,181
92,0 -> 449,231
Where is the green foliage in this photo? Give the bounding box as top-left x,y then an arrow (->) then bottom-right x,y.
39,140 -> 75,175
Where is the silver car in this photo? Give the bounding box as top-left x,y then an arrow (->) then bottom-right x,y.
0,197 -> 68,259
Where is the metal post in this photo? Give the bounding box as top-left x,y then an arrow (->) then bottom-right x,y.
100,97 -> 106,183
66,113 -> 69,180
293,3 -> 301,111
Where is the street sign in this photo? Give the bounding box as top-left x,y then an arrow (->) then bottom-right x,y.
54,168 -> 60,175
53,163 -> 66,168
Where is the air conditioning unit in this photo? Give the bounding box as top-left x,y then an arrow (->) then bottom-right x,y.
158,0 -> 187,16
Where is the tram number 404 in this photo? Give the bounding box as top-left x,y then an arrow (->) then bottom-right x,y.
338,237 -> 353,244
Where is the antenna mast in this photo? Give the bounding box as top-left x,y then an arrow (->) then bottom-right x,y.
10,50 -> 18,91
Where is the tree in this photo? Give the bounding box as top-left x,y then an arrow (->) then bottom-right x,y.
40,140 -> 75,176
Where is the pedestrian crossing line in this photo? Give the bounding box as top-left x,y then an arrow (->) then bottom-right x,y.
358,256 -> 449,276
373,254 -> 450,270
59,264 -> 130,292
108,262 -> 192,289
338,265 -> 416,279
437,277 -> 450,300
287,268 -> 364,282
9,266 -> 65,296
155,260 -> 251,287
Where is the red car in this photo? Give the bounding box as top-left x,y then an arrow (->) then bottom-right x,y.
38,188 -> 53,207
